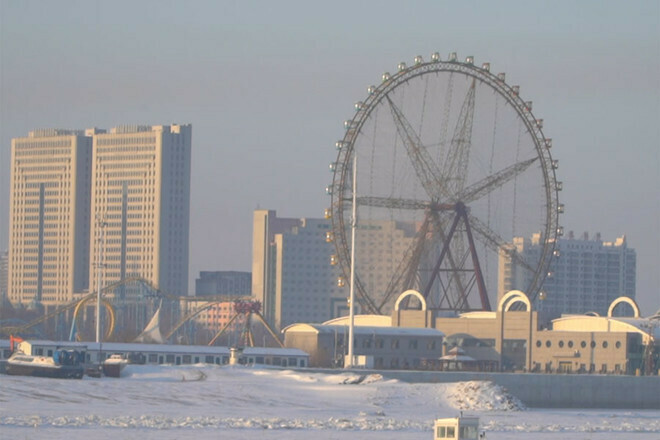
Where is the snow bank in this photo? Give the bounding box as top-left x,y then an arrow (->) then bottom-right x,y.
446,381 -> 525,411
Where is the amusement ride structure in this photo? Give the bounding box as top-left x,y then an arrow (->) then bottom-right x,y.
329,52 -> 561,314
1,278 -> 283,347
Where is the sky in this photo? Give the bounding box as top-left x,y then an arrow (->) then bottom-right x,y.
1,1 -> 658,314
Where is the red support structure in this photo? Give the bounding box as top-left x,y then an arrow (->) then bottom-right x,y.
421,202 -> 491,311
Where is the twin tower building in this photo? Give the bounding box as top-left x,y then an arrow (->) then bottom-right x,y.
8,124 -> 192,309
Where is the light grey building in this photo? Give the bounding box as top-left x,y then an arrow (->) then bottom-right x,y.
0,249 -> 8,300
499,232 -> 636,323
252,210 -> 420,331
252,210 -> 345,330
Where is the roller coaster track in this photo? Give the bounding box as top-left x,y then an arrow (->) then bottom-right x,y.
164,297 -> 252,341
207,310 -> 284,348
0,277 -> 166,336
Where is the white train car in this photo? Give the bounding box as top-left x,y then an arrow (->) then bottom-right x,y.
0,339 -> 309,368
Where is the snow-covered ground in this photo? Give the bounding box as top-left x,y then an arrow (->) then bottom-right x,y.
1,364 -> 658,439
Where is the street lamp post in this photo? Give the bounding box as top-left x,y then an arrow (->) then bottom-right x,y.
346,155 -> 357,369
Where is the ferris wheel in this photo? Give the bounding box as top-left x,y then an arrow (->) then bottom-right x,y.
328,52 -> 561,315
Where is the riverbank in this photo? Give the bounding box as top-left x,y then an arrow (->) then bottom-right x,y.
335,369 -> 660,409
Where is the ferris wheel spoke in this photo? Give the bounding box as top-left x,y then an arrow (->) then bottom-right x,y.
353,195 -> 430,211
457,156 -> 539,204
441,79 -> 476,195
385,95 -> 449,201
354,276 -> 380,314
468,213 -> 537,274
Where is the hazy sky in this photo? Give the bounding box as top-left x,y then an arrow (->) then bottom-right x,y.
1,1 -> 658,314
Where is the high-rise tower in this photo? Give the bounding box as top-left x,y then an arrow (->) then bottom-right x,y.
89,124 -> 192,299
8,129 -> 94,307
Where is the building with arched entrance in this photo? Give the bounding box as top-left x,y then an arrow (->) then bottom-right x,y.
392,291 -> 658,375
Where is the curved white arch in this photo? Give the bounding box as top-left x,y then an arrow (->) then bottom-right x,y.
607,296 -> 640,318
394,290 -> 427,311
584,311 -> 601,317
498,290 -> 531,312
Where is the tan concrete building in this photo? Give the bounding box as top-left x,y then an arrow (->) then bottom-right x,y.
282,290 -> 658,374
90,124 -> 192,300
8,129 -> 94,307
394,290 -> 658,375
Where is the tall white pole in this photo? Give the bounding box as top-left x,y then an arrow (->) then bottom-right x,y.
95,217 -> 105,344
347,154 -> 357,368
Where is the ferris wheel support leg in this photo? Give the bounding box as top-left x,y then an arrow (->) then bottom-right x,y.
462,206 -> 491,311
422,209 -> 462,301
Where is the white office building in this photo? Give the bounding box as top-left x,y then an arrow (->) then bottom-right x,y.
89,124 -> 192,299
8,129 -> 94,306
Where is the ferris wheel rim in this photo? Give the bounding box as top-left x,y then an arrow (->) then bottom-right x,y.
329,54 -> 560,313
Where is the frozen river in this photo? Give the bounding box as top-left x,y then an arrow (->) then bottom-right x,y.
1,365 -> 658,439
